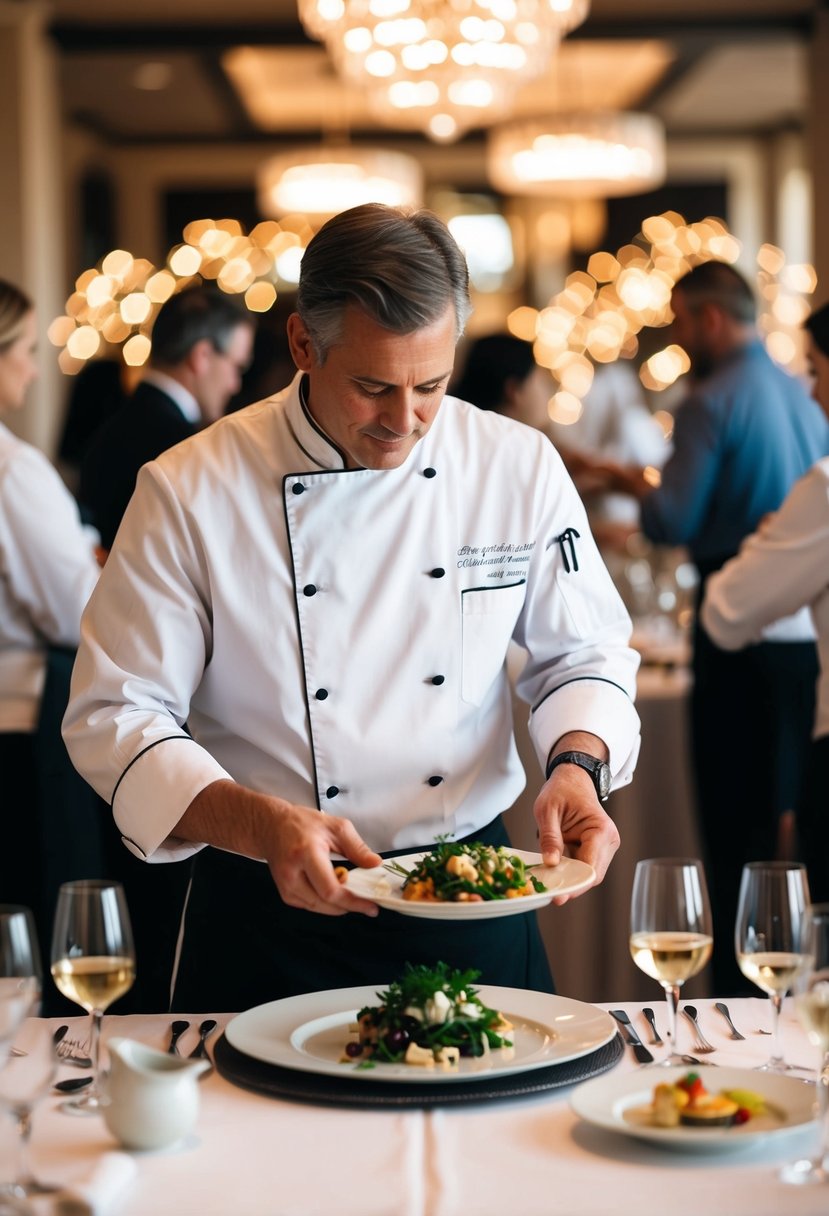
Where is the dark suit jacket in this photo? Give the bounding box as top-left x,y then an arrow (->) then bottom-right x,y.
79,381 -> 197,549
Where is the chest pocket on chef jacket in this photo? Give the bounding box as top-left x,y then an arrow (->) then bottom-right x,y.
461,582 -> 526,705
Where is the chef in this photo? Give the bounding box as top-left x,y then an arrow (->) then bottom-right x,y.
64,204 -> 641,1011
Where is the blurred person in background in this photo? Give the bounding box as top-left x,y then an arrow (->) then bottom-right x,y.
0,279 -> 103,1009
79,285 -> 255,551
702,300 -> 829,903
607,260 -> 829,992
56,357 -> 127,498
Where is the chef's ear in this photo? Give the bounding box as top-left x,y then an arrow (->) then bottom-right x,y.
287,312 -> 316,371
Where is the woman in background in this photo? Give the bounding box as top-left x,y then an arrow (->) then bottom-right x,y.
702,301 -> 829,901
0,279 -> 103,996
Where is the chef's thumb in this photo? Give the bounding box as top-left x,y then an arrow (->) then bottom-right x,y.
334,819 -> 383,870
538,821 -> 562,868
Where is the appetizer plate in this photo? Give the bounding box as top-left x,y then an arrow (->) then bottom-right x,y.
570,1065 -> 816,1152
344,849 -> 594,919
226,986 -> 616,1085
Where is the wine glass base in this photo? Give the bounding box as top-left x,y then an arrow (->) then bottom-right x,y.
780,1157 -> 828,1185
5,1180 -> 60,1198
58,1091 -> 108,1117
753,1060 -> 815,1078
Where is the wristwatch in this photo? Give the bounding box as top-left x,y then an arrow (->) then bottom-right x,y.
545,750 -> 611,803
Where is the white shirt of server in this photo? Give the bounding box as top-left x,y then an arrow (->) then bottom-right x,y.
703,456 -> 829,740
0,422 -> 100,732
64,374 -> 641,863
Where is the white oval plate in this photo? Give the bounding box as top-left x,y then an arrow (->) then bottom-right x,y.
225,985 -> 616,1085
570,1064 -> 816,1152
344,849 -> 594,919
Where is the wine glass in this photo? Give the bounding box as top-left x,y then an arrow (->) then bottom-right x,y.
781,903 -> 829,1185
0,907 -> 43,1216
630,858 -> 713,1064
734,861 -> 811,1072
50,880 -> 136,1115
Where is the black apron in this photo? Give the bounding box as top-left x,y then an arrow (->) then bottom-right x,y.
172,816 -> 555,1012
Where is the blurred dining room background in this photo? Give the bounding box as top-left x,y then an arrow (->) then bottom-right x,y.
3,0 -> 829,1001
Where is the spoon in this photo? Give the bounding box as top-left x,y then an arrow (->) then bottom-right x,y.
188,1019 -> 217,1062
713,1001 -> 746,1041
168,1020 -> 190,1056
53,1075 -> 93,1094
642,1007 -> 663,1045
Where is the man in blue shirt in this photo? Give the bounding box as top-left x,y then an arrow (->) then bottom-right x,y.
613,261 -> 829,993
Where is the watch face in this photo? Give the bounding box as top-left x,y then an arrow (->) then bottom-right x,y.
597,763 -> 612,799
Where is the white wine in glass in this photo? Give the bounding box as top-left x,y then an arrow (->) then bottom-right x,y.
630,858 -> 713,1064
781,902 -> 829,1185
50,881 -> 135,1115
735,861 -> 811,1073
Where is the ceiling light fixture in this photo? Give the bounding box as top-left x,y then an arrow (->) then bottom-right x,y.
256,146 -> 424,218
487,111 -> 666,197
297,0 -> 590,143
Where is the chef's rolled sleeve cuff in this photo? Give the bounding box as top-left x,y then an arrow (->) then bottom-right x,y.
529,677 -> 641,790
112,737 -> 233,863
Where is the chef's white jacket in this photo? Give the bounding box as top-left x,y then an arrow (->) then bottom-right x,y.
64,374 -> 641,861
702,456 -> 829,739
0,421 -> 100,732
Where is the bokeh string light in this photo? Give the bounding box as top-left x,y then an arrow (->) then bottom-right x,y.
54,209 -> 816,395
505,210 -> 816,427
50,214 -> 315,374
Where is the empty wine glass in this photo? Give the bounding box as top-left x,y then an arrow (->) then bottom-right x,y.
781,903 -> 829,1185
0,907 -> 46,1216
735,861 -> 811,1073
0,1025 -> 58,1203
50,881 -> 135,1115
630,858 -> 713,1064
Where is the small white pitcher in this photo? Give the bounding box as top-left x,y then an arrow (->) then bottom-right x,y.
103,1037 -> 211,1151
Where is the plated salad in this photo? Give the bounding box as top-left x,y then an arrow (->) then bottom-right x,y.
385,839 -> 547,904
341,962 -> 514,1069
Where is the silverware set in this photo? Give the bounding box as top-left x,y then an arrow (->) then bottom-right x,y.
613,1002 -> 752,1064
48,1019 -> 219,1093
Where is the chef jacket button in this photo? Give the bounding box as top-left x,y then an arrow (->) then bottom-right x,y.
303,584 -> 317,597
423,467 -> 437,478
427,774 -> 443,787
315,688 -> 329,700
326,786 -> 340,799
430,567 -> 445,579
431,675 -> 445,686
292,482 -> 305,495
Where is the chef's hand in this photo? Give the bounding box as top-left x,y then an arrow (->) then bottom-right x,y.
532,734 -> 620,906
175,780 -> 382,917
265,801 -> 383,918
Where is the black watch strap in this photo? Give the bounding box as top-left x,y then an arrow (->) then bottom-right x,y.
545,750 -> 611,802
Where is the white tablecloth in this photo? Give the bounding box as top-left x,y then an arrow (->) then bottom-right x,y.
8,998 -> 826,1216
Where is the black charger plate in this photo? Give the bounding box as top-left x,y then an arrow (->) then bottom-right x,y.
213,1029 -> 624,1109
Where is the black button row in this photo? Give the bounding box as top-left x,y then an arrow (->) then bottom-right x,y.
293,468 -> 436,495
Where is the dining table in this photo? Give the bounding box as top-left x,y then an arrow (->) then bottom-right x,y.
9,996 -> 826,1216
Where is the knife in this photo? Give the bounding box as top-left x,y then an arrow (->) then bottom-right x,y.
610,1009 -> 655,1064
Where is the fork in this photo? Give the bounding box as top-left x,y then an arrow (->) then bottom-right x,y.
681,1005 -> 716,1054
56,1035 -> 92,1068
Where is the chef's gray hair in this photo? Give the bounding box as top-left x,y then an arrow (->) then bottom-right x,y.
296,203 -> 472,363
0,280 -> 33,353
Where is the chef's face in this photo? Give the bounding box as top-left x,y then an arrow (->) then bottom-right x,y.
0,310 -> 38,412
288,303 -> 457,470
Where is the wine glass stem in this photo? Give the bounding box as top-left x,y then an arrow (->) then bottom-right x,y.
663,983 -> 680,1055
818,1051 -> 829,1167
768,994 -> 784,1068
88,1009 -> 103,1098
12,1109 -> 35,1192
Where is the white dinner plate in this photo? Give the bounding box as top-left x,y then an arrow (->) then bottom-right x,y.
225,985 -> 616,1085
570,1065 -> 816,1152
343,849 -> 594,919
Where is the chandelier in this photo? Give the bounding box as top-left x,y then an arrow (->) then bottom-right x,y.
257,146 -> 424,218
487,111 -> 666,197
298,0 -> 591,143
